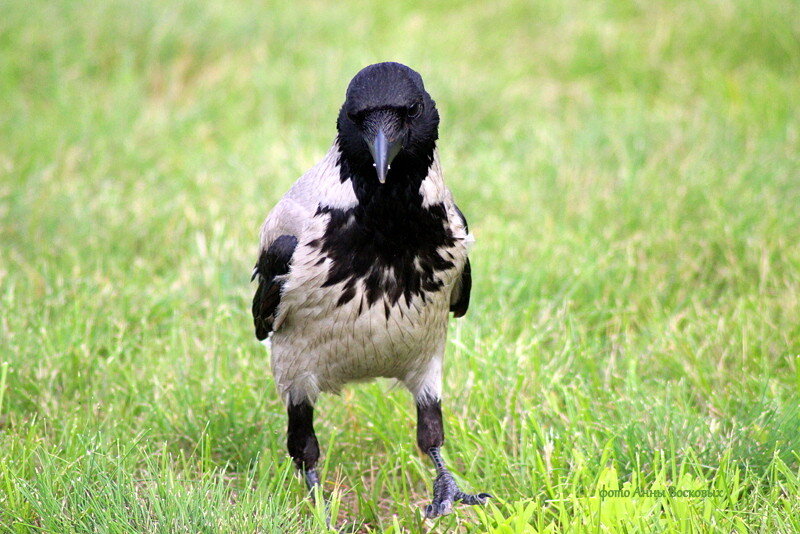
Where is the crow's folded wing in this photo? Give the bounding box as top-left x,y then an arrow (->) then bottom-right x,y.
252,234 -> 298,340
251,194 -> 314,340
449,204 -> 472,318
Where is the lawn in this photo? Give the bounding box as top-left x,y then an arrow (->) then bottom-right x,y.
1,0 -> 799,532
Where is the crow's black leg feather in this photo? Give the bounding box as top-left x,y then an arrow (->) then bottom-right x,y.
416,399 -> 492,518
287,399 -> 322,493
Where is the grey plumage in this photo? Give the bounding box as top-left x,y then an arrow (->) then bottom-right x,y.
254,145 -> 471,402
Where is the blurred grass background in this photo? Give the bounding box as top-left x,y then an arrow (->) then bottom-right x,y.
1,0 -> 799,532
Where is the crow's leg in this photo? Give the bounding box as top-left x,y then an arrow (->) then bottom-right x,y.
287,399 -> 321,492
416,398 -> 492,518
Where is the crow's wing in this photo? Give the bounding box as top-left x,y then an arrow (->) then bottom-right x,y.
252,234 -> 298,340
252,195 -> 310,340
449,204 -> 472,318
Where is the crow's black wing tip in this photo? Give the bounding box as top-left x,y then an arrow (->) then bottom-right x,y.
252,234 -> 298,340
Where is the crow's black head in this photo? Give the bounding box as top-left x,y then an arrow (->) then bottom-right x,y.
337,62 -> 439,185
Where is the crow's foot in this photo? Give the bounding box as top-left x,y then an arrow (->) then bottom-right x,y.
425,470 -> 492,518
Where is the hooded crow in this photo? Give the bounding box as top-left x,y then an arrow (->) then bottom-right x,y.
252,62 -> 490,518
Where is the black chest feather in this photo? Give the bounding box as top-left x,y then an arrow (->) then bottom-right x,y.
310,192 -> 456,312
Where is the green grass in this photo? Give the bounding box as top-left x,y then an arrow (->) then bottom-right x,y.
1,0 -> 799,532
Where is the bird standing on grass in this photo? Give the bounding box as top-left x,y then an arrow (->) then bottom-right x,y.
251,62 -> 491,518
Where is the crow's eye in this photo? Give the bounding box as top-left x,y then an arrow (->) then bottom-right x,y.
408,101 -> 422,118
347,110 -> 359,122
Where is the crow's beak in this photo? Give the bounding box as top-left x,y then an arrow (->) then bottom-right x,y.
368,128 -> 402,184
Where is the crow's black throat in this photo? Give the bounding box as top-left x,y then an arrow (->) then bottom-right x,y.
308,151 -> 456,315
